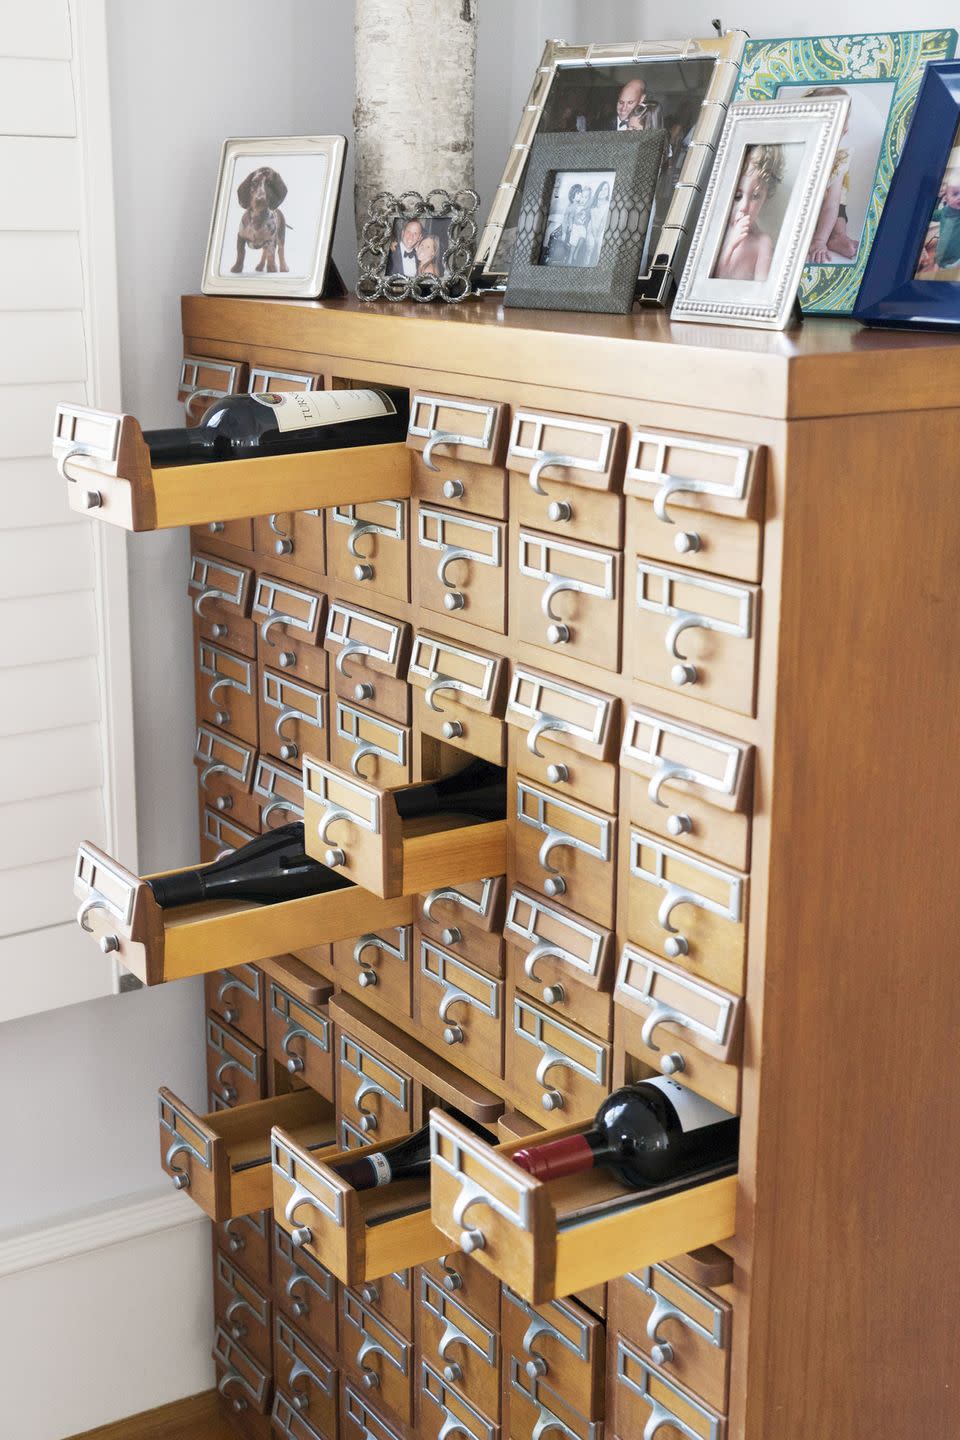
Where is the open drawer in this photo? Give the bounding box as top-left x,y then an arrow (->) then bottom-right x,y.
52,403 -> 412,531
73,840 -> 415,984
159,1087 -> 335,1220
303,760 -> 507,898
429,1111 -> 737,1305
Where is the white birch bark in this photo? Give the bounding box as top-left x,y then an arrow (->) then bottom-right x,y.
354,0 -> 477,231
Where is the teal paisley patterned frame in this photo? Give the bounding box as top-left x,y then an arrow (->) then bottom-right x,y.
734,30 -> 957,313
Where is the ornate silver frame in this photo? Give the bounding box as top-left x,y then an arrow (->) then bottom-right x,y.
473,32 -> 747,306
672,96 -> 850,331
357,189 -> 479,303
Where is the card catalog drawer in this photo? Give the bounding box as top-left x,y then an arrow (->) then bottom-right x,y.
613,1334 -> 727,1440
189,549 -> 254,618
410,630 -> 508,764
273,1315 -> 338,1438
610,1263 -> 732,1414
419,1271 -> 500,1423
338,1030 -> 415,1143
615,946 -> 743,1114
324,600 -> 411,724
178,354 -> 248,418
201,808 -> 258,863
625,831 -> 748,996
354,1269 -> 413,1343
506,666 -> 619,811
418,877 -> 506,979
331,700 -> 412,787
273,1221 -> 338,1358
259,668 -> 327,767
266,981 -> 334,1101
254,508 -> 325,574
332,924 -> 413,1018
252,755 -> 303,831
193,605 -> 258,661
251,574 -> 327,688
420,1250 -> 501,1334
328,499 -> 408,601
214,1252 -> 272,1371
192,516 -> 254,551
416,936 -> 504,1078
341,1379 -> 405,1440
625,427 -> 764,583
508,408 -> 625,539
515,528 -> 621,673
194,723 -> 258,829
621,707 -> 753,873
206,1016 -> 265,1109
407,392 -> 509,469
417,504 -> 506,632
504,886 -> 614,1039
218,1209 -> 271,1291
508,992 -> 610,1125
271,1391 -> 333,1440
247,365 -> 323,396
341,1288 -> 413,1425
507,1356 -> 600,1440
631,562 -> 759,718
413,452 -> 507,520
213,1326 -> 271,1417
502,1286 -> 604,1420
511,471 -> 623,551
514,780 -> 616,929
420,1360 -> 499,1440
205,964 -> 265,1047
196,640 -> 258,743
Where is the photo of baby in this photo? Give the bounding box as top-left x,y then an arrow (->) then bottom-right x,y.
711,143 -> 801,282
914,124 -> 960,280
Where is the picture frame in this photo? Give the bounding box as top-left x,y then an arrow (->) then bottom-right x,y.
672,96 -> 850,331
855,61 -> 960,328
201,135 -> 346,299
733,29 -> 958,314
504,130 -> 666,314
356,189 -> 479,303
473,31 -> 747,306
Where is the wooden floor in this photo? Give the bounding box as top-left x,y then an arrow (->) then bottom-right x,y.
68,1390 -> 235,1440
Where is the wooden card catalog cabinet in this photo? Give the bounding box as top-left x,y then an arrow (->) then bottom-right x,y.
429,1111 -> 737,1304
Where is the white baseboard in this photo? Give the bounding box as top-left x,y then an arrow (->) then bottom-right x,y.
0,1189 -> 214,1440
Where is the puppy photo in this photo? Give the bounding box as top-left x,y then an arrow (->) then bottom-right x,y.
231,165 -> 290,273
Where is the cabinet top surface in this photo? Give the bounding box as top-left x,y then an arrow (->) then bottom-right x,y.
182,292 -> 958,422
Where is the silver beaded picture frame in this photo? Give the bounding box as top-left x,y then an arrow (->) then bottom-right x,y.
357,189 -> 479,303
672,96 -> 850,330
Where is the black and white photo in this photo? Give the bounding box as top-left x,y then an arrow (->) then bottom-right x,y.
539,172 -> 615,268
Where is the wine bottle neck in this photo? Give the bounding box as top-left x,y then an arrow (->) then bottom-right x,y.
512,1129 -> 608,1182
142,426 -> 219,462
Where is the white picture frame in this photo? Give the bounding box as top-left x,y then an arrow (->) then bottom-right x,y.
672,97 -> 850,330
201,134 -> 346,298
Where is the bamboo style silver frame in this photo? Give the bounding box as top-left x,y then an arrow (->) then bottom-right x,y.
473,32 -> 747,306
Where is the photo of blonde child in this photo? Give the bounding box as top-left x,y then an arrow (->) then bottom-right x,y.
803,86 -> 858,263
712,144 -> 786,282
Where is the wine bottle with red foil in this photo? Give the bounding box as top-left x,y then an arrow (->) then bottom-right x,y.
511,1079 -> 739,1190
329,1111 -> 492,1193
142,386 -> 408,465
146,822 -> 353,909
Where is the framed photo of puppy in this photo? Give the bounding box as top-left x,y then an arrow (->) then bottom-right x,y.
201,135 -> 346,298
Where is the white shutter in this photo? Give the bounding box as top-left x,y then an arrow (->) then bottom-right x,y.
0,0 -> 136,1021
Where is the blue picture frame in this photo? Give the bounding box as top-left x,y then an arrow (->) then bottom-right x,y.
856,60 -> 960,328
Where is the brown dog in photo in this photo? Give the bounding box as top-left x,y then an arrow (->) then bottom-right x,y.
231,166 -> 290,273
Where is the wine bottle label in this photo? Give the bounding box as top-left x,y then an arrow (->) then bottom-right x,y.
252,388 -> 396,432
644,1076 -> 732,1132
366,1151 -> 393,1187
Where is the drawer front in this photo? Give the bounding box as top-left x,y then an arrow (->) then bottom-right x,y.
417,504 -> 506,632
214,1252 -> 272,1371
193,605 -> 257,660
512,470 -> 623,550
253,756 -> 304,830
621,707 -> 753,873
506,664 -> 619,810
178,353 -> 247,416
420,1251 -> 501,1334
625,830 -> 748,996
273,1222 -> 338,1357
419,1270 -> 500,1423
615,946 -> 742,1114
507,1356 -> 601,1440
194,723 -> 257,817
274,1314 -> 338,1437
354,1268 -> 413,1342
419,696 -> 506,766
612,1264 -> 732,1413
515,528 -> 621,672
217,1209 -> 271,1291
206,1016 -> 264,1108
254,508 -> 326,574
613,1333 -> 727,1440
341,1380 -> 406,1440
212,1326 -> 271,1416
338,1030 -> 414,1143
418,885 -> 505,979
192,516 -> 254,551
325,600 -> 411,723
247,365 -> 323,395
251,573 -> 327,688
412,451 -> 507,519
631,561 -> 759,717
625,427 -> 764,584
504,886 -> 613,1038
420,1359 -> 498,1440
508,409 -> 624,508
508,992 -> 610,1125
416,936 -> 504,1076
259,668 -> 327,767
205,964 -> 265,1047
409,629 -> 507,763
331,700 -> 412,787
328,500 -> 409,601
332,925 -> 413,1017
514,779 -> 616,929
200,807 -> 258,863
271,1391 -> 333,1440
407,391 -> 508,469
267,981 -> 334,1100
341,1288 -> 413,1424
189,550 -> 253,618
196,640 -> 258,743
508,726 -> 616,815
502,1286 -> 604,1419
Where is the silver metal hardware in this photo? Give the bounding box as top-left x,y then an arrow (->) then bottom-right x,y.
652,1341 -> 674,1365
545,762 -> 568,785
442,478 -> 465,499
628,1263 -> 728,1354
354,562 -> 374,581
630,830 -> 743,934
291,1299 -> 308,1318
544,876 -> 565,897
547,499 -> 572,522
418,507 -> 502,609
626,428 -> 752,527
672,661 -> 698,686
359,1112 -> 377,1131
219,1083 -> 238,1104
215,795 -> 232,811
441,719 -> 463,739
99,934 -> 120,954
664,935 -> 689,958
279,742 -> 298,762
636,562 -> 754,675
209,521 -> 225,534
444,591 -> 465,610
278,650 -> 296,668
541,1089 -> 564,1111
618,942 -> 739,1059
526,1356 -> 548,1379
82,488 -> 102,509
616,1336 -> 722,1440
361,1284 -> 380,1305
513,994 -> 607,1093
195,723 -> 254,786
189,554 -> 247,615
422,877 -> 498,927
358,969 -> 378,989
275,538 -> 294,556
667,813 -> 693,836
441,927 -> 462,947
291,1225 -> 313,1247
443,1360 -> 463,1383
442,1271 -> 463,1292
214,709 -> 229,727
509,411 -> 614,494
355,682 -> 374,701
547,622 -> 569,645
506,890 -> 606,987
410,637 -> 498,713
325,847 -> 345,870
340,1032 -> 409,1117
444,1024 -> 464,1045
661,1052 -> 685,1075
675,531 -> 700,554
211,623 -> 228,639
411,396 -> 497,462
326,601 -> 403,673
519,530 -> 616,646
460,1228 -> 485,1253
542,984 -> 565,1006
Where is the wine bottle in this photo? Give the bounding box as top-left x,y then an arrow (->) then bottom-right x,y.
512,1078 -> 739,1189
146,822 -> 354,909
328,1111 -> 493,1193
392,757 -> 506,824
142,386 -> 408,465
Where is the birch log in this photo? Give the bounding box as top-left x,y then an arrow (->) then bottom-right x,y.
354,0 -> 477,232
